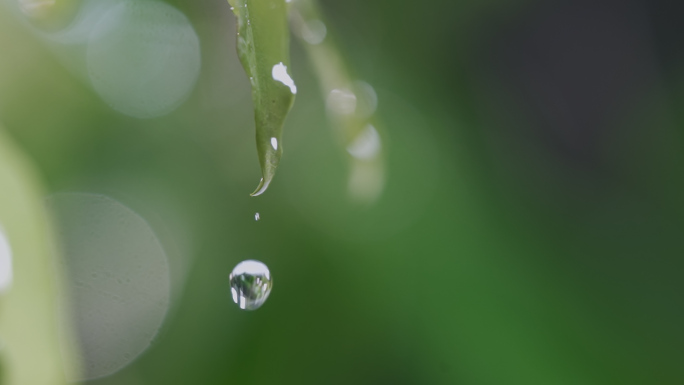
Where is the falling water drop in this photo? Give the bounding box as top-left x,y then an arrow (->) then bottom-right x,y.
229,260 -> 272,310
254,212 -> 261,221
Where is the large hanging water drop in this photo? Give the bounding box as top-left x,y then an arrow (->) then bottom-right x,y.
229,260 -> 272,310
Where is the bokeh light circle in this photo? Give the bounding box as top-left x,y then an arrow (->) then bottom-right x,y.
86,0 -> 201,118
47,193 -> 171,380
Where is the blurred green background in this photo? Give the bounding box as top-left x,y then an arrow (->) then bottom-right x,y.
1,0 -> 684,384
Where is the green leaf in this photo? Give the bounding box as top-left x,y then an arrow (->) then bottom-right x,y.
0,124 -> 79,384
228,0 -> 296,196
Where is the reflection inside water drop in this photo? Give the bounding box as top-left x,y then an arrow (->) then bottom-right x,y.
254,212 -> 260,221
229,260 -> 272,310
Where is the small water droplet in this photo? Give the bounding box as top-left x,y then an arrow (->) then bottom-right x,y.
327,88 -> 357,116
347,124 -> 381,160
301,19 -> 327,45
254,212 -> 261,221
352,81 -> 378,118
229,260 -> 272,310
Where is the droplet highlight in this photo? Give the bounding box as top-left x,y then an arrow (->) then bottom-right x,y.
254,212 -> 261,221
229,260 -> 272,310
352,81 -> 378,119
347,124 -> 381,160
272,62 -> 297,94
0,227 -> 13,293
326,88 -> 357,116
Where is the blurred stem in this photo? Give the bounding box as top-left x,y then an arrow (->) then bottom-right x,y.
290,0 -> 364,144
290,0 -> 386,203
0,124 -> 78,384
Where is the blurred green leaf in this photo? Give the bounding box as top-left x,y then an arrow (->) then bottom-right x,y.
291,0 -> 385,203
0,124 -> 78,384
228,0 -> 296,196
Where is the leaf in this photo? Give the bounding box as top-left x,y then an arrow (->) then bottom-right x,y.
291,0 -> 386,203
228,0 -> 296,196
0,124 -> 79,384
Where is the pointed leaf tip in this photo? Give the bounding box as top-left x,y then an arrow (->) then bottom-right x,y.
250,177 -> 270,197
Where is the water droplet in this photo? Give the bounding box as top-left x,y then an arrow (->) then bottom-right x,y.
254,212 -> 261,221
301,19 -> 327,45
229,260 -> 272,310
352,81 -> 378,119
272,62 -> 297,94
326,88 -> 357,116
347,124 -> 381,160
